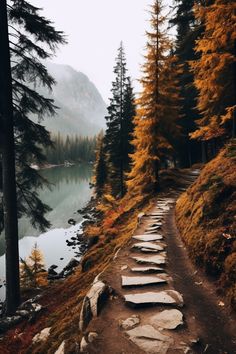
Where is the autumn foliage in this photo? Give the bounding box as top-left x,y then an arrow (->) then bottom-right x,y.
190,0 -> 236,141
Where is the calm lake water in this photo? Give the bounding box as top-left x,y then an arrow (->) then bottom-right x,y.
0,163 -> 93,301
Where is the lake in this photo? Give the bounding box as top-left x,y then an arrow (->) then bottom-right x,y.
0,163 -> 93,301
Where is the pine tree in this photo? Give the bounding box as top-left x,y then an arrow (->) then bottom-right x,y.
20,243 -> 47,289
170,0 -> 202,166
122,77 -> 136,172
0,0 -> 20,314
190,0 -> 236,149
127,0 -> 181,195
0,0 -> 65,313
104,43 -> 135,197
94,132 -> 107,197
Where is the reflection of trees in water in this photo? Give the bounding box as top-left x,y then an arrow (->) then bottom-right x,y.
41,163 -> 92,186
0,236 -> 5,256
0,164 -> 93,256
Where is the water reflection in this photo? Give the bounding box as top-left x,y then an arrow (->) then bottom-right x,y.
0,163 -> 92,256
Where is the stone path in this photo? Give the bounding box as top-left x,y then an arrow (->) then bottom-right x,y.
80,196 -> 199,354
119,198 -> 189,353
78,170 -> 236,354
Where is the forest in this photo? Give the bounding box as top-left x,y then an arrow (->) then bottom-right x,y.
0,0 -> 235,353
45,134 -> 97,165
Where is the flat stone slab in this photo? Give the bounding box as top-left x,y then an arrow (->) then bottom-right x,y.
150,309 -> 184,329
140,248 -> 159,253
122,275 -> 167,287
124,290 -> 184,307
148,222 -> 162,227
146,226 -> 161,232
132,234 -> 163,242
126,325 -> 173,354
132,254 -> 166,265
131,266 -> 165,273
132,242 -> 164,252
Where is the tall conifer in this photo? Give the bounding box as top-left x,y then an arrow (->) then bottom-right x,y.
190,0 -> 236,146
104,43 -> 135,197
128,0 -> 181,194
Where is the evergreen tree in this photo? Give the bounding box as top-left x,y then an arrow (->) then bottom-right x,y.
127,0 -> 181,195
0,0 -> 20,314
104,43 -> 135,197
20,243 -> 47,289
190,0 -> 236,149
94,132 -> 107,197
0,0 -> 65,313
122,77 -> 136,171
170,0 -> 202,166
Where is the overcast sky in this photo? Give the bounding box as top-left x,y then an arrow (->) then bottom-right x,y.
32,0 -> 174,103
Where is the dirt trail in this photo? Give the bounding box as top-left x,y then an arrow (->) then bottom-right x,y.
84,173 -> 236,354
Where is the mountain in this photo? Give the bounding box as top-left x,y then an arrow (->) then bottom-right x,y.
34,62 -> 107,136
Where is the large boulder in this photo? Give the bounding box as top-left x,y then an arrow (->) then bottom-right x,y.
79,280 -> 109,331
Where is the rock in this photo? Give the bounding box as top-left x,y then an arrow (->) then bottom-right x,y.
49,264 -> 58,270
79,297 -> 92,332
132,242 -> 164,252
0,316 -> 22,333
32,327 -> 51,343
122,275 -> 167,287
54,340 -> 65,354
59,258 -> 80,277
79,280 -> 109,331
121,265 -> 128,270
131,266 -> 164,273
87,331 -> 98,343
146,226 -> 161,232
145,230 -> 162,235
140,248 -> 159,253
124,290 -> 184,307
68,218 -> 76,225
150,309 -> 183,329
119,315 -> 140,330
15,310 -> 29,318
31,303 -> 43,313
132,254 -> 166,265
126,325 -> 173,354
132,234 -> 163,242
80,336 -> 88,352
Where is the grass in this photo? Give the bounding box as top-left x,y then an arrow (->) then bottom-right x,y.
0,190 -> 155,354
176,140 -> 236,310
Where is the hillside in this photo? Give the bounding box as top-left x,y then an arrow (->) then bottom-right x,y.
176,140 -> 236,309
34,62 -> 107,136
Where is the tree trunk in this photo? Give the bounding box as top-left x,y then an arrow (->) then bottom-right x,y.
201,141 -> 207,164
0,0 -> 21,314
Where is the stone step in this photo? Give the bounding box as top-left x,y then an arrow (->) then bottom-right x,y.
132,254 -> 166,265
149,309 -> 184,330
145,230 -> 162,235
132,242 -> 165,252
147,222 -> 162,227
132,234 -> 163,242
131,266 -> 165,273
125,324 -> 173,354
138,248 -> 160,253
124,290 -> 184,307
121,275 -> 168,287
145,226 -> 161,232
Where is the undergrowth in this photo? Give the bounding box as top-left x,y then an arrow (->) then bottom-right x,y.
176,140 -> 236,310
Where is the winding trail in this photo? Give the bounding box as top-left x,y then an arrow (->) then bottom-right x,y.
82,171 -> 236,354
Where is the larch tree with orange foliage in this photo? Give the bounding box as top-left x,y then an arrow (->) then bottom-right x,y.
190,0 -> 236,150
127,0 -> 182,195
20,243 -> 47,289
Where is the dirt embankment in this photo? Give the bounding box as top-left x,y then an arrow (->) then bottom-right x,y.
176,140 -> 236,310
